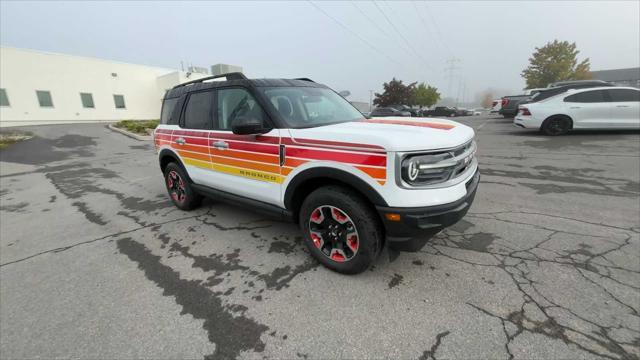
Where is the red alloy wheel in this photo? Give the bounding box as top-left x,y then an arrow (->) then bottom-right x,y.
308,205 -> 359,262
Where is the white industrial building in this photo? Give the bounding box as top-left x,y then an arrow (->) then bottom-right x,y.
0,47 -> 241,127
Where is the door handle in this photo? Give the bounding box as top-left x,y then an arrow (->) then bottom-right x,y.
213,140 -> 229,150
616,105 -> 630,108
570,106 -> 582,109
174,137 -> 186,145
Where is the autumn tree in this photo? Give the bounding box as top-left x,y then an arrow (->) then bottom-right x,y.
373,78 -> 417,107
480,90 -> 495,108
521,40 -> 592,88
414,83 -> 441,108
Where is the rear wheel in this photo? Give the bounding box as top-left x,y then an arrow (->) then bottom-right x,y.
299,186 -> 383,274
541,116 -> 571,136
163,162 -> 202,210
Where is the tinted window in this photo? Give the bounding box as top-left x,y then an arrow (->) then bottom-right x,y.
217,88 -> 266,130
113,94 -> 126,109
36,90 -> 53,107
160,98 -> 179,124
564,90 -> 606,103
80,93 -> 94,108
607,89 -> 640,102
183,91 -> 213,129
0,88 -> 9,107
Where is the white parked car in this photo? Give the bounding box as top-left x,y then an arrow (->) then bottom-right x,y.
490,99 -> 502,113
514,87 -> 640,135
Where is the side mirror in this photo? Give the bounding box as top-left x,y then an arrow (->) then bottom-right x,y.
231,116 -> 268,135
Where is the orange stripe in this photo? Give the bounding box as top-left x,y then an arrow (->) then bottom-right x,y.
179,150 -> 210,163
173,143 -> 209,154
281,167 -> 293,176
210,148 -> 279,165
284,158 -> 308,168
211,155 -> 280,174
357,166 -> 386,180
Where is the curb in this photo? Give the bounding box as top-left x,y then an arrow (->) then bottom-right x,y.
107,124 -> 152,141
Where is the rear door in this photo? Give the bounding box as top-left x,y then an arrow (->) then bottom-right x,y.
172,90 -> 216,185
563,90 -> 611,128
206,87 -> 283,206
605,88 -> 640,128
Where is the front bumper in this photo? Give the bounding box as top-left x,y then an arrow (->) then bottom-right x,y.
376,169 -> 480,242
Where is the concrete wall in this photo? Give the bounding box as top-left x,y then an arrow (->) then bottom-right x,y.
0,47 -> 207,127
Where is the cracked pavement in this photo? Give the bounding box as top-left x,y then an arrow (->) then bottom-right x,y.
1,117 -> 638,359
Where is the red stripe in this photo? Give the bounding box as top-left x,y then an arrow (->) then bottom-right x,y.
180,137 -> 209,146
224,141 -> 280,155
172,130 -> 210,137
209,132 -> 280,144
155,129 -> 173,135
363,119 -> 455,130
286,147 -> 386,166
154,134 -> 172,141
281,137 -> 385,152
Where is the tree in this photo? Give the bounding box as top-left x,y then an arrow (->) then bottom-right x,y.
373,78 -> 417,107
480,90 -> 495,108
521,40 -> 592,88
414,83 -> 441,108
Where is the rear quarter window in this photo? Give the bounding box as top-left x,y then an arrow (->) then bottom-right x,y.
607,89 -> 640,102
564,90 -> 607,103
160,98 -> 179,124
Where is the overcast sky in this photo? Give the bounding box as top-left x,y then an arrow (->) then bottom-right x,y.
1,1 -> 639,102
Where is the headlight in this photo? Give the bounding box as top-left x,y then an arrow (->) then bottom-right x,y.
401,141 -> 476,186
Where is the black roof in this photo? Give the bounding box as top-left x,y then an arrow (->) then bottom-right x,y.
164,73 -> 326,99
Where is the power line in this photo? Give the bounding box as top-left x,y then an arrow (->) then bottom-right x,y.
351,2 -> 393,42
411,1 -> 439,55
422,2 -> 454,58
307,1 -> 403,67
372,1 -> 434,72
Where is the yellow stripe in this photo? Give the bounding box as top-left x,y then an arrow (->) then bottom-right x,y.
183,157 -> 283,184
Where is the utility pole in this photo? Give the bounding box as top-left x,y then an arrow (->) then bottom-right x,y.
369,90 -> 374,112
444,57 -> 461,100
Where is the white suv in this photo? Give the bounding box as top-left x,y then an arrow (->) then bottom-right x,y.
154,73 -> 479,274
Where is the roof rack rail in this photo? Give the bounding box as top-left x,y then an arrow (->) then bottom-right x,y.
173,72 -> 248,89
294,77 -> 315,83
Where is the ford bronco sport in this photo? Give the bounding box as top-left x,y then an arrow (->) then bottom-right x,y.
154,73 -> 479,274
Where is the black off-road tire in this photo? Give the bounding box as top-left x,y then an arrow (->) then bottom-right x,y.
541,116 -> 571,136
299,186 -> 383,274
163,162 -> 202,210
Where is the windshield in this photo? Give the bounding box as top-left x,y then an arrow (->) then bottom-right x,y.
261,87 -> 364,128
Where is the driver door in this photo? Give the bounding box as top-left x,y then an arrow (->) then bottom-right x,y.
205,87 -> 283,206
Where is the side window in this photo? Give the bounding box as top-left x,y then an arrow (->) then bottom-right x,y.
113,94 -> 126,109
0,88 -> 9,107
160,98 -> 179,124
183,91 -> 213,129
36,90 -> 53,107
80,93 -> 95,108
564,90 -> 606,103
217,88 -> 266,130
607,89 -> 640,102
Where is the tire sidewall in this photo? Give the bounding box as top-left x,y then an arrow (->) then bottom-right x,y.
543,117 -> 570,136
299,186 -> 381,274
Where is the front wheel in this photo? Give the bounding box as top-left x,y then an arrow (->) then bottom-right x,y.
299,186 -> 383,274
541,116 -> 571,136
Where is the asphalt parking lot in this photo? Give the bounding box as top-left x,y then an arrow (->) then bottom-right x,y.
1,115 -> 639,359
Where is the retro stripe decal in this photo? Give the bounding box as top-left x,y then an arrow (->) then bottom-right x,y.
155,129 -> 387,185
363,118 -> 455,130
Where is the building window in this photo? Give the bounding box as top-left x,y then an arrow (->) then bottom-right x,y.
36,90 -> 54,107
0,88 -> 9,107
113,94 -> 126,109
80,93 -> 95,108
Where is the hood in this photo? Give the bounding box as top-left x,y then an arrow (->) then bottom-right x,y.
286,117 -> 474,152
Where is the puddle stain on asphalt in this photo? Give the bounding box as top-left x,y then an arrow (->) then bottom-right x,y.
116,237 -> 269,360
0,134 -> 97,165
388,273 -> 404,289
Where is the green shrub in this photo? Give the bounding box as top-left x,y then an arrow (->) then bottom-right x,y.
114,119 -> 160,135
